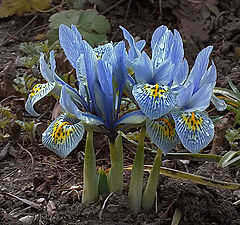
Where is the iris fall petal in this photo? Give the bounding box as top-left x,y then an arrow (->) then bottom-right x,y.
132,83 -> 176,119
146,116 -> 180,154
171,111 -> 214,153
42,113 -> 84,158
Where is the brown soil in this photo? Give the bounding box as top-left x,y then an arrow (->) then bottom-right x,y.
1,0 -> 240,224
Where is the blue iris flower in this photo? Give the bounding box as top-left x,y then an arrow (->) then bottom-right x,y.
25,25 -> 146,158
120,25 -> 186,120
121,26 -> 225,154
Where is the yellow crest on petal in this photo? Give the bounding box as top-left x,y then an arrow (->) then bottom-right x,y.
30,84 -> 44,99
181,112 -> 203,132
144,83 -> 168,99
52,120 -> 73,144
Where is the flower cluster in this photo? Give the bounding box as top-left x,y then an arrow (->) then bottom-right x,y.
26,24 -> 225,157
120,25 -> 225,154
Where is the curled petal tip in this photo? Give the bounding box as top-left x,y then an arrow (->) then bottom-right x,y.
25,83 -> 55,117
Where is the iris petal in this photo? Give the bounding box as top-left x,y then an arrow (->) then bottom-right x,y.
132,52 -> 153,83
151,25 -> 168,51
187,46 -> 213,93
59,24 -> 83,68
42,113 -> 84,158
146,116 -> 180,154
132,83 -> 176,119
119,26 -> 140,60
115,110 -> 147,126
25,83 -> 55,117
171,111 -> 214,153
152,30 -> 172,68
211,94 -> 227,111
60,85 -> 104,126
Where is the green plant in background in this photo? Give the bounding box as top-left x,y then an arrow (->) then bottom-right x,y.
15,120 -> 41,143
0,0 -> 50,18
68,0 -> 102,10
20,41 -> 61,74
47,9 -> 110,46
0,105 -> 13,141
213,80 -> 240,167
213,80 -> 240,127
13,74 -> 39,96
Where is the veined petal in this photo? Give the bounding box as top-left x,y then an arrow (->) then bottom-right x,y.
146,116 -> 180,154
187,46 -> 213,92
40,51 -> 66,86
184,83 -> 213,111
128,39 -> 146,61
151,25 -> 168,51
132,83 -> 176,119
112,41 -> 128,94
40,53 -> 54,83
199,61 -> 216,89
96,59 -> 114,126
171,111 -> 214,153
82,41 -> 99,113
136,40 -> 146,52
76,54 -> 87,82
170,29 -> 184,65
59,24 -> 83,68
115,110 -> 147,126
94,43 -> 114,61
132,52 -> 153,83
42,113 -> 84,158
172,59 -> 189,88
176,82 -> 194,109
25,83 -> 55,117
152,30 -> 173,68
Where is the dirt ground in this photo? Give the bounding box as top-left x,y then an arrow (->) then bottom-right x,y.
1,0 -> 240,224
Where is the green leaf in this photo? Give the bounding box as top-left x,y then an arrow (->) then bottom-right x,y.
218,151 -> 238,167
0,0 -> 50,18
213,87 -> 240,101
228,80 -> 240,94
97,168 -> 109,195
48,9 -> 110,47
125,166 -> 240,190
49,10 -> 80,29
221,154 -> 240,168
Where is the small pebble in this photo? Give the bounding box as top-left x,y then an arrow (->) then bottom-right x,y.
19,215 -> 34,225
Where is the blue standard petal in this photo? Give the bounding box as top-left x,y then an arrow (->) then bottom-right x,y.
171,111 -> 214,153
42,113 -> 84,158
25,83 -> 55,117
146,116 -> 180,154
133,83 -> 176,119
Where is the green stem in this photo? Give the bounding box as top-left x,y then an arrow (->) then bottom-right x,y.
107,132 -> 123,193
128,126 -> 146,215
82,130 -> 98,204
141,148 -> 162,212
